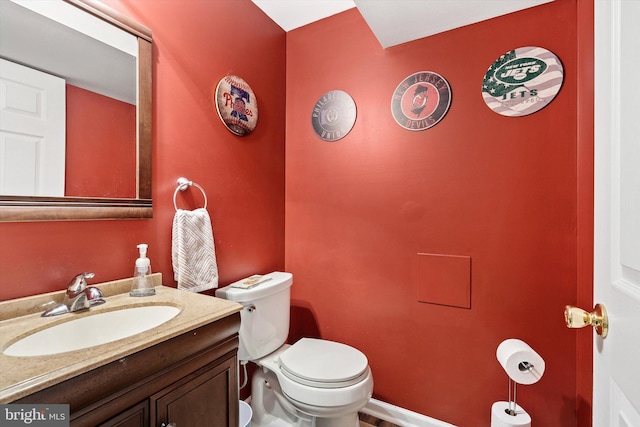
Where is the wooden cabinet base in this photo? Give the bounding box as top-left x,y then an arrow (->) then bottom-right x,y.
16,313 -> 240,427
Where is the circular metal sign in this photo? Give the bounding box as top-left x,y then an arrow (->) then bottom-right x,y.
311,90 -> 357,142
481,46 -> 564,117
391,71 -> 452,131
215,75 -> 258,136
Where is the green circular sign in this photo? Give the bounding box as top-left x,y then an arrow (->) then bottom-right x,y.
482,46 -> 563,117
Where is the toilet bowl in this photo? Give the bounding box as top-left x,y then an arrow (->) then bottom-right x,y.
215,272 -> 373,426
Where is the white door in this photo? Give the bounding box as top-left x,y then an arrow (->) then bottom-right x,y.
0,58 -> 66,196
593,0 -> 640,425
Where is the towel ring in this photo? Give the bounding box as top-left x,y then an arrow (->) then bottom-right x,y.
173,177 -> 208,211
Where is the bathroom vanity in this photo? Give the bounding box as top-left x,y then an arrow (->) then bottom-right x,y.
0,275 -> 242,426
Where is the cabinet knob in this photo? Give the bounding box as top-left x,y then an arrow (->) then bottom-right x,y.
160,423 -> 176,427
564,303 -> 608,337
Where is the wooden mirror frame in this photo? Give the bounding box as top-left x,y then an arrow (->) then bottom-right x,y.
0,0 -> 152,222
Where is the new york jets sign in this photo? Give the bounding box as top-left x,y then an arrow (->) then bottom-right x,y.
482,46 -> 563,117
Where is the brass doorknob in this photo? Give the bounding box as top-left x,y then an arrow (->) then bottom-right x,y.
564,304 -> 608,338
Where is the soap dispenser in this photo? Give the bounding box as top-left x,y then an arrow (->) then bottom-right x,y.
130,243 -> 155,297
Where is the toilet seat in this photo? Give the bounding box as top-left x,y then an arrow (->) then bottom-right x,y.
278,338 -> 369,389
255,339 -> 374,409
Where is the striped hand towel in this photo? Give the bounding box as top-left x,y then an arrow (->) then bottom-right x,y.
172,208 -> 219,292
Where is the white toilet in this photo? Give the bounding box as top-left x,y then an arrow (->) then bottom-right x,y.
215,271 -> 373,427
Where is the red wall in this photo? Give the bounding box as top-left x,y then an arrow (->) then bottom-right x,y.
576,0 -> 595,425
0,1 -> 594,426
65,85 -> 136,198
285,1 -> 581,426
0,0 -> 286,300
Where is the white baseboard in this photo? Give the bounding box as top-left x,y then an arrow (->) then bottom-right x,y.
246,395 -> 456,427
361,398 -> 456,427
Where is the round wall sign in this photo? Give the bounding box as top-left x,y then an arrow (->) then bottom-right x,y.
311,90 -> 357,142
215,75 -> 258,136
481,46 -> 564,117
391,71 -> 452,131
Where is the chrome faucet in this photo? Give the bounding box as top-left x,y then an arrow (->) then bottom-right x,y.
42,272 -> 106,317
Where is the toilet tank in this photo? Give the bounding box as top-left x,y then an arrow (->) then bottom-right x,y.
215,271 -> 292,361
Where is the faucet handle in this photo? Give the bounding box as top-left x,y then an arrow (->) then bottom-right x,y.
66,272 -> 95,295
85,286 -> 105,307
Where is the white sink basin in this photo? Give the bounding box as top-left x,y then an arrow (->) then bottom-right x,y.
3,305 -> 180,357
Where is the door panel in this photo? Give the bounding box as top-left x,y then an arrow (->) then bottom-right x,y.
0,58 -> 65,196
594,0 -> 640,425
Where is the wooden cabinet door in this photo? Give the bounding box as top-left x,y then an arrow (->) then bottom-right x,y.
97,401 -> 149,427
152,356 -> 238,427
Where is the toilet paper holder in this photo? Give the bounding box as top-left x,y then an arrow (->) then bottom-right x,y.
518,361 -> 534,372
504,362 -> 534,416
505,378 -> 520,416
494,339 -> 544,424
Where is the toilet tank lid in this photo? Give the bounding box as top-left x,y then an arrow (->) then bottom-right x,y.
215,271 -> 292,302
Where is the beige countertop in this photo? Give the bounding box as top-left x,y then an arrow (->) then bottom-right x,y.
0,274 -> 242,403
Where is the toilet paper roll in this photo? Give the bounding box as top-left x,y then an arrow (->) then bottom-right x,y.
496,339 -> 545,385
491,401 -> 531,427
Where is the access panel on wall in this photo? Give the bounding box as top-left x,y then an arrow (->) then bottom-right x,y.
481,46 -> 564,117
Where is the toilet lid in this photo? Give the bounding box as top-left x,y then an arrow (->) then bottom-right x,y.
278,338 -> 369,388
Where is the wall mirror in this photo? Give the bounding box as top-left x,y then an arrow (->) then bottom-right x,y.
0,0 -> 152,221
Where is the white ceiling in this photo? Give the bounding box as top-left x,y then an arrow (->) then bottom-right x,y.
1,0 -> 137,104
251,0 -> 554,48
